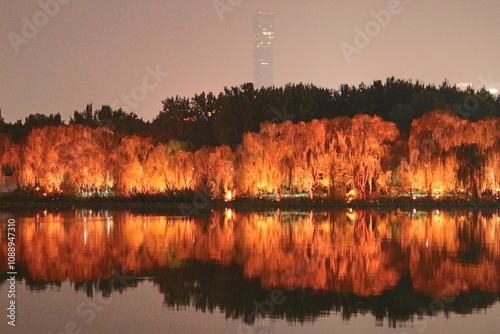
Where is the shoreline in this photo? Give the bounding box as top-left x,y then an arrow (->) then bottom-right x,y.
0,194 -> 499,212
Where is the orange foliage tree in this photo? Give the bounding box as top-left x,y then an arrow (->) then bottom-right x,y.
409,110 -> 500,198
1,111 -> 498,199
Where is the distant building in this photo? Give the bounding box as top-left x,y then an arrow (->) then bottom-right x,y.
252,12 -> 275,88
456,82 -> 498,95
456,82 -> 473,91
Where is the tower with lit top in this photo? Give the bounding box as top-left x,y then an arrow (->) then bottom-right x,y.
252,12 -> 275,88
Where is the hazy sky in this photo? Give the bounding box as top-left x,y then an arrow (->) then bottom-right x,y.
1,0 -> 499,123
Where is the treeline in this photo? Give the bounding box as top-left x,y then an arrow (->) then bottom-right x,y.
0,109 -> 498,199
1,77 -> 499,148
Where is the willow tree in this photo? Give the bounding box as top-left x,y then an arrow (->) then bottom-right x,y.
455,144 -> 486,200
91,126 -> 118,191
62,126 -> 117,192
469,117 -> 500,195
324,117 -> 351,199
409,110 -> 500,198
173,150 -> 195,190
0,134 -> 16,188
191,145 -> 235,198
345,115 -> 399,200
291,120 -> 327,199
304,120 -> 329,199
143,140 -> 188,192
18,126 -> 62,190
409,110 -> 464,197
268,121 -> 295,198
111,135 -> 153,193
209,145 -> 235,199
395,159 -> 414,196
237,131 -> 265,196
193,146 -> 214,193
451,116 -> 499,198
9,125 -> 117,193
259,122 -> 292,196
237,123 -> 285,196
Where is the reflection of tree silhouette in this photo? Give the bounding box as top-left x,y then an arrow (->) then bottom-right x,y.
3,261 -> 498,327
457,211 -> 486,264
0,263 -> 61,291
0,264 -> 138,298
71,271 -> 138,298
148,261 -> 499,327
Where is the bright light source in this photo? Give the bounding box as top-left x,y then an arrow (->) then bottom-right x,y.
488,88 -> 498,95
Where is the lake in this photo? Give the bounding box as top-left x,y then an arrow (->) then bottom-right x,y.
1,209 -> 499,334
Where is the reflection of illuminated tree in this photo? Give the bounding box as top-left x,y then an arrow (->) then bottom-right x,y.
8,209 -> 499,295
3,209 -> 499,326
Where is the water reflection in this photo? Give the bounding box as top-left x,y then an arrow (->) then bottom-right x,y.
0,209 -> 499,327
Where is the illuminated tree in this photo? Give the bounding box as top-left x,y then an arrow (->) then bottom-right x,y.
2,108 -> 498,200
123,139 -> 190,193
111,135 -> 152,193
409,110 -> 463,197
323,117 -> 352,198
409,110 -> 499,198
209,145 -> 235,198
173,150 -> 195,190
345,115 -> 399,200
395,159 -> 414,196
301,120 -> 328,199
455,144 -> 486,199
0,134 -> 16,187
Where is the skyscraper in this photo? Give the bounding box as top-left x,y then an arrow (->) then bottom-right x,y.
252,13 -> 275,88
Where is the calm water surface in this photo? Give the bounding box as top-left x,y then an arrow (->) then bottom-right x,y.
0,209 -> 499,334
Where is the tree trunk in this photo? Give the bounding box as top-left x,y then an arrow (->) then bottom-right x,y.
359,189 -> 366,201
472,177 -> 480,200
328,171 -> 335,199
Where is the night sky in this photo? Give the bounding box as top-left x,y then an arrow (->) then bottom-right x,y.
1,0 -> 499,123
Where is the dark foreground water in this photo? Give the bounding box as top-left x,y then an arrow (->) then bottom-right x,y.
0,209 -> 499,334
